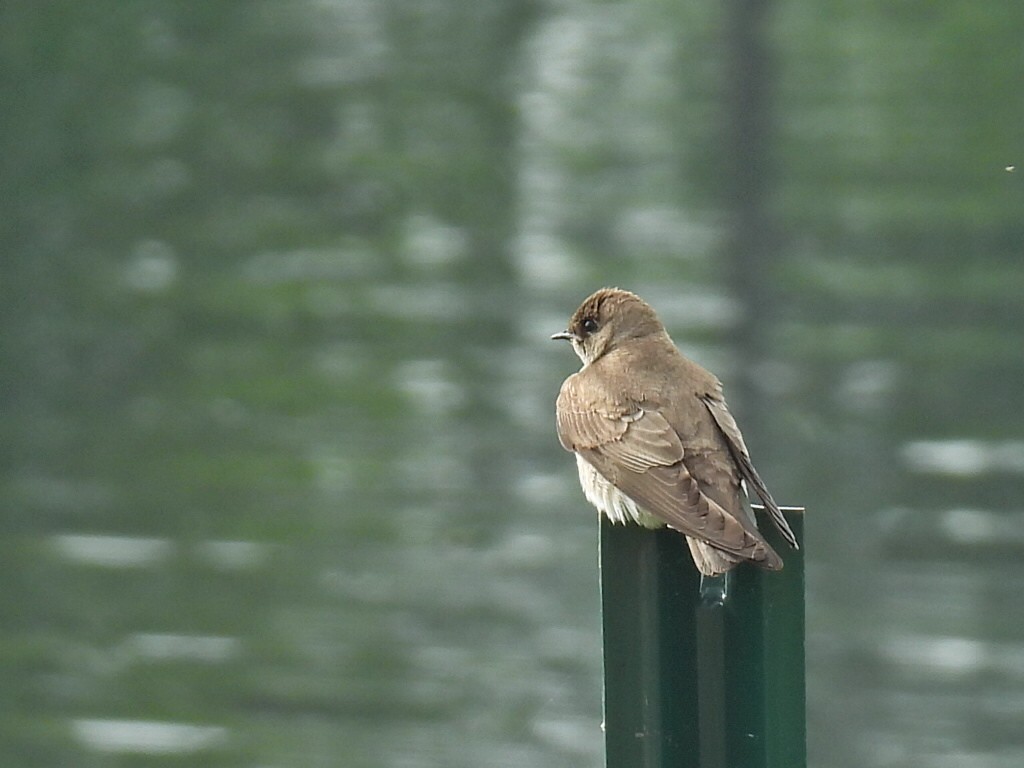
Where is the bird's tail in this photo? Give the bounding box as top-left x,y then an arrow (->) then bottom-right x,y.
685,536 -> 783,576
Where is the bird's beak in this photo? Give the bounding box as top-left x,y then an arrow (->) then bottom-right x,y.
551,330 -> 574,341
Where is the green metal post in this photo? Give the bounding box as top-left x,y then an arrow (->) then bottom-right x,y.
600,509 -> 804,768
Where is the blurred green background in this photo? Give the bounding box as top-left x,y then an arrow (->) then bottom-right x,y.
3,2 -> 1023,766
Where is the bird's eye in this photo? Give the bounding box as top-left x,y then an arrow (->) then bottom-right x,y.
581,317 -> 599,335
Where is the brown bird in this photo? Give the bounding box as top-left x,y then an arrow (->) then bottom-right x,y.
552,288 -> 798,575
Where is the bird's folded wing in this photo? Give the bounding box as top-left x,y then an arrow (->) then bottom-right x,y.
700,392 -> 799,549
557,384 -> 778,561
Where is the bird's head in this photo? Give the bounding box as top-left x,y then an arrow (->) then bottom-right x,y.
551,288 -> 665,365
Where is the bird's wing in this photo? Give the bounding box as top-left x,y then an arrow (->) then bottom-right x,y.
557,379 -> 780,563
700,392 -> 799,549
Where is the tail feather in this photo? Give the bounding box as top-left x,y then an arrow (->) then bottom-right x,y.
684,535 -> 783,576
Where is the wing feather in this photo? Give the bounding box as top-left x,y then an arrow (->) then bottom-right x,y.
583,447 -> 779,565
701,392 -> 799,549
557,375 -> 782,565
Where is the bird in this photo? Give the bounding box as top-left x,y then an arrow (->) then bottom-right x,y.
552,288 -> 798,575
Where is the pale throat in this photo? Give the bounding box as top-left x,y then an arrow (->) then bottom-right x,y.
572,337 -> 609,367
570,339 -> 591,365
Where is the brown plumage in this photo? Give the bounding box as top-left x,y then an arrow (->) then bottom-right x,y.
552,288 -> 798,575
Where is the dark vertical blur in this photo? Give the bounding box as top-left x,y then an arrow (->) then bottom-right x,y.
720,0 -> 777,443
2,1 -> 1023,767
